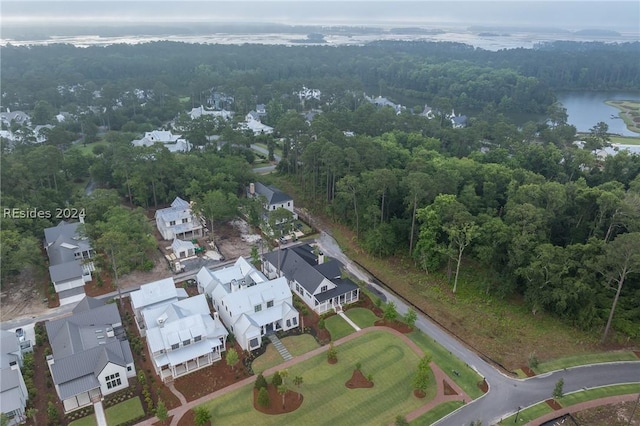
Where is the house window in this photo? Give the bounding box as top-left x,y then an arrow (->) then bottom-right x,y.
183,339 -> 191,346
171,343 -> 179,350
169,220 -> 176,226
250,338 -> 259,348
127,366 -> 132,372
286,319 -> 291,327
194,335 -> 202,342
254,304 -> 262,313
182,218 -> 188,223
321,285 -> 328,292
266,300 -> 274,308
292,317 -> 297,326
287,202 -> 291,207
272,205 -> 276,210
106,372 -> 121,389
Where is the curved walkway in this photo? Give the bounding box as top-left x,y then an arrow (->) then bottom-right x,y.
135,326 -> 467,426
526,394 -> 640,426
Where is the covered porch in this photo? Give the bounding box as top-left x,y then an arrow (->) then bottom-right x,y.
156,341 -> 223,383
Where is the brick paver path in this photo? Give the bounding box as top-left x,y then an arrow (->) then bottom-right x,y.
135,326 -> 471,426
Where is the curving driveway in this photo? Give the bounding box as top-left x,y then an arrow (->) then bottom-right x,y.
315,231 -> 640,425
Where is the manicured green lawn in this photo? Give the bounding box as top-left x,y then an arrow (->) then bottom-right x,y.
499,384 -> 639,424
252,334 -> 322,373
69,397 -> 144,426
560,383 -> 639,406
325,314 -> 357,341
285,334 -> 321,357
408,330 -> 484,399
610,135 -> 640,145
534,351 -> 638,374
410,401 -> 464,425
345,307 -> 380,328
200,330 -> 432,425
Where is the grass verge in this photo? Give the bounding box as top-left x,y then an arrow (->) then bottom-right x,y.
252,335 -> 320,373
534,352 -> 639,374
200,330 -> 431,425
407,330 -> 484,399
410,401 -> 465,425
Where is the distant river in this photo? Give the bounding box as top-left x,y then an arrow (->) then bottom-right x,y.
557,91 -> 640,136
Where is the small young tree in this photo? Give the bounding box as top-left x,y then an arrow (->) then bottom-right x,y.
26,408 -> 38,426
226,348 -> 239,371
250,245 -> 260,265
383,301 -> 398,321
271,370 -> 283,387
193,406 -> 212,426
327,342 -> 338,363
395,415 -> 409,426
293,375 -> 303,400
46,401 -> 58,425
156,399 -> 168,423
278,384 -> 288,408
258,386 -> 270,407
254,373 -> 268,390
553,378 -> 565,400
279,369 -> 289,385
0,413 -> 10,426
404,308 -> 417,328
412,354 -> 432,395
528,352 -> 539,370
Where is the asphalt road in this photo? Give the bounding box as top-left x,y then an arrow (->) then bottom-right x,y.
315,231 -> 640,425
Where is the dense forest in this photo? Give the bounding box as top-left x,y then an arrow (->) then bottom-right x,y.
1,40 -> 639,341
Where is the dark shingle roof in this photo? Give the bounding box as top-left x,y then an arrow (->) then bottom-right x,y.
315,278 -> 359,303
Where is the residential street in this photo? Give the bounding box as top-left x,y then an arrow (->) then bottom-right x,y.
315,231 -> 640,425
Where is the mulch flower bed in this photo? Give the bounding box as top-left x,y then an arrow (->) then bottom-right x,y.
546,399 -> 563,410
477,378 -> 489,393
173,341 -> 251,402
328,357 -> 338,364
521,366 -> 536,377
414,389 -> 427,398
253,385 -> 303,414
153,416 -> 173,426
443,380 -> 458,395
346,369 -> 374,389
374,319 -> 413,334
634,351 -> 640,359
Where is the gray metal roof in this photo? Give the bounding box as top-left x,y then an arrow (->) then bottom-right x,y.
49,262 -> 83,283
46,301 -> 123,358
253,182 -> 293,206
0,369 -> 24,413
72,296 -> 105,314
0,330 -> 19,358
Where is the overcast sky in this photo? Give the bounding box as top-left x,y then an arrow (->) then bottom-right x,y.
2,1 -> 639,31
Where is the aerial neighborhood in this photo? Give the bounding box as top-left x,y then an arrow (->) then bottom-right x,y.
2,27 -> 640,426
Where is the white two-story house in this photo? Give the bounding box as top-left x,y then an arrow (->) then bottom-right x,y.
155,197 -> 203,241
196,257 -> 299,351
0,331 -> 28,425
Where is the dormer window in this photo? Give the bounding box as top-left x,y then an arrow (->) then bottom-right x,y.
254,304 -> 262,313
321,285 -> 328,292
171,343 -> 179,350
183,339 -> 191,346
169,220 -> 176,226
194,335 -> 202,342
266,300 -> 274,308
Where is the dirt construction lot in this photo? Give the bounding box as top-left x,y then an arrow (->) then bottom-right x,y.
1,220 -> 256,322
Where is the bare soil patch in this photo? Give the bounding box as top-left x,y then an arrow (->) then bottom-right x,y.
574,401 -> 640,426
253,385 -> 303,414
634,351 -> 640,359
521,366 -> 536,377
0,267 -> 51,321
374,319 -> 413,334
346,369 -> 374,389
546,399 -> 563,410
443,380 -> 458,395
